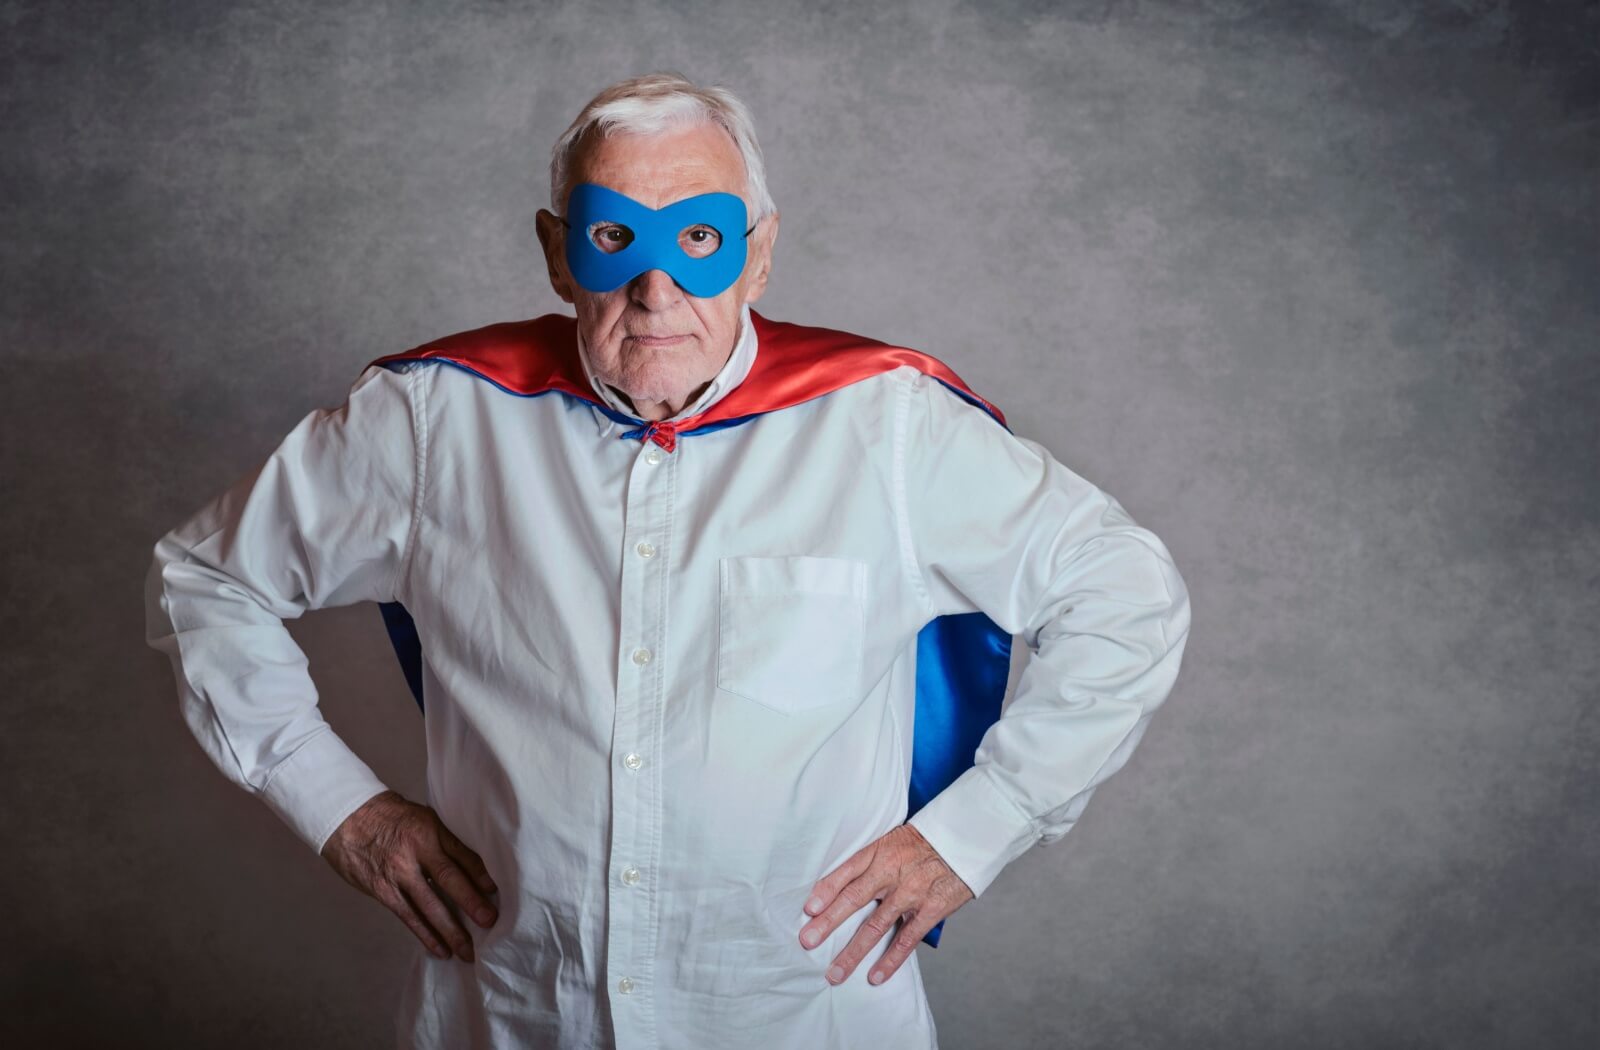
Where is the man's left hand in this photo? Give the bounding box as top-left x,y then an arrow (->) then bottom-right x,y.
798,823 -> 975,987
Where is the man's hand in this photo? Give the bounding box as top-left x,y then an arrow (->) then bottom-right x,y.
798,823 -> 975,987
320,790 -> 499,963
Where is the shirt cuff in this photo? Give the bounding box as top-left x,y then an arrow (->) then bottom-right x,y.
906,765 -> 1040,900
258,729 -> 391,856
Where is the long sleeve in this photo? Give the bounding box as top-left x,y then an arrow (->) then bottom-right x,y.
895,368 -> 1192,900
144,362 -> 424,856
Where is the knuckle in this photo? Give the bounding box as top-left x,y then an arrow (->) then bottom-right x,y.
423,896 -> 466,936
429,858 -> 465,885
404,879 -> 447,918
838,885 -> 869,909
415,887 -> 454,925
372,881 -> 405,913
417,823 -> 450,853
861,915 -> 894,939
879,886 -> 913,912
439,880 -> 477,910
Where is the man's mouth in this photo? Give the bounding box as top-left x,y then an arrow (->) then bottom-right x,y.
627,334 -> 689,347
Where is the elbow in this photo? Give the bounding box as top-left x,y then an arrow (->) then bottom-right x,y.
1096,522 -> 1189,655
1090,528 -> 1192,691
1137,539 -> 1192,714
1157,548 -> 1192,654
143,538 -> 175,652
144,530 -> 196,652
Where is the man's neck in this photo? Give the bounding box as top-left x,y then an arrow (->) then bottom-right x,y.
608,377 -> 716,423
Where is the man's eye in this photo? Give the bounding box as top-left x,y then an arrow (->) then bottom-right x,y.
679,225 -> 722,257
588,223 -> 634,253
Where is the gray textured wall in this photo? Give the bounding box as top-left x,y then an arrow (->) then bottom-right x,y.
3,1 -> 1595,1047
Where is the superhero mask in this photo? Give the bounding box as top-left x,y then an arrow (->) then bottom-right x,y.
561,182 -> 756,298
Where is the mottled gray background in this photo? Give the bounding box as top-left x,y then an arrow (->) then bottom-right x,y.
3,0 -> 1595,1047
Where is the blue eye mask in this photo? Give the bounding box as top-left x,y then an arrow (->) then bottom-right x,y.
562,182 -> 754,298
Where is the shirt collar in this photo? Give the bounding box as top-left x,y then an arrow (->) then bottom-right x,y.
576,303 -> 758,436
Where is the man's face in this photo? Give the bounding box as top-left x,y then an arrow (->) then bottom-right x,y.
535,121 -> 779,414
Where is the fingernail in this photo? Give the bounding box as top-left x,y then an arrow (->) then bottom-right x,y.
432,945 -> 449,959
476,909 -> 494,925
801,928 -> 820,948
806,897 -> 824,914
869,970 -> 884,984
826,965 -> 844,983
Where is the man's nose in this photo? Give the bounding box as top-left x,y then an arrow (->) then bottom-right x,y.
629,268 -> 684,310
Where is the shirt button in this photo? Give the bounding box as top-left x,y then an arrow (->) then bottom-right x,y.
618,976 -> 636,995
621,865 -> 641,886
631,648 -> 652,666
644,447 -> 663,465
635,541 -> 656,558
623,752 -> 643,770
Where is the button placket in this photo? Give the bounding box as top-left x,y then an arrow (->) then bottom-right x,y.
605,435 -> 674,1039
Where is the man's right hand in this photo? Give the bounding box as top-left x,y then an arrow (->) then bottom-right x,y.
320,790 -> 499,963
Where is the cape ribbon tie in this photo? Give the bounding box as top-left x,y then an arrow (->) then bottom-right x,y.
636,419 -> 679,452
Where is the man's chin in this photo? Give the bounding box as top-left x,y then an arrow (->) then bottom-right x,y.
616,364 -> 697,398
608,374 -> 697,412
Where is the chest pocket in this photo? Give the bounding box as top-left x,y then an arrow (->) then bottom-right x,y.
717,555 -> 869,714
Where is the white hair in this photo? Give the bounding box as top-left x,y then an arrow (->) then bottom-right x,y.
548,71 -> 777,222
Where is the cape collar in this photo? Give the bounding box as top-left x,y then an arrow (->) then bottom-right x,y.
366,308 -> 1008,453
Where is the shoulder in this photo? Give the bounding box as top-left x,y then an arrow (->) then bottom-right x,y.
360,314 -> 588,401
750,310 -> 1008,429
378,314 -> 577,363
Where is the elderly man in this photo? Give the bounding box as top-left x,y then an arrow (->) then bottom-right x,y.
146,72 -> 1191,1049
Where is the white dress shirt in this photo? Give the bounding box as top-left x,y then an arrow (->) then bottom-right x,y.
145,302 -> 1192,1049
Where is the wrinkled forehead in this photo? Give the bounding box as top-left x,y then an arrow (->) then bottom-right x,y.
566,124 -> 750,214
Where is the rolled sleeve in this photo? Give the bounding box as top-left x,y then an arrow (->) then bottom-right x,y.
144,362 -> 424,855
894,368 -> 1192,898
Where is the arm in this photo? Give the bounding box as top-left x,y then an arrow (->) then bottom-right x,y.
897,368 -> 1193,901
146,361 -> 499,962
143,362 -> 420,855
797,367 -> 1193,987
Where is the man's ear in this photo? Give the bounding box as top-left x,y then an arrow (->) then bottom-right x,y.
743,210 -> 780,305
535,208 -> 575,304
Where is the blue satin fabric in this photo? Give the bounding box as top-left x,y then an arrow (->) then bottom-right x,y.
907,612 -> 1013,947
376,601 -> 1012,950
